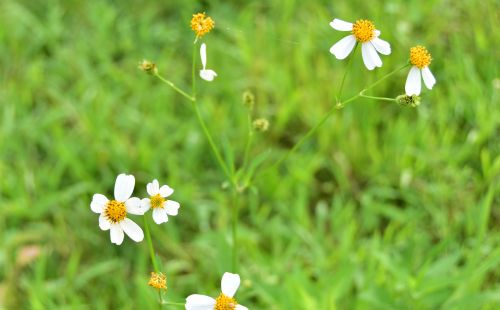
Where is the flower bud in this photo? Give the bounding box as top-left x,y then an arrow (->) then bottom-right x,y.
252,118 -> 269,132
396,94 -> 421,107
138,59 -> 158,75
242,90 -> 255,110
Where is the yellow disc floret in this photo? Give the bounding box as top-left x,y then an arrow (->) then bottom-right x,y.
215,293 -> 237,310
191,12 -> 215,38
410,46 -> 432,69
150,194 -> 165,209
352,19 -> 375,42
104,200 -> 126,223
148,272 -> 167,290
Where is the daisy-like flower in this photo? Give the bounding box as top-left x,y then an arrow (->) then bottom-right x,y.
405,45 -> 436,95
191,12 -> 215,39
329,18 -> 391,70
200,43 -> 217,81
141,179 -> 180,224
90,174 -> 146,245
185,272 -> 248,310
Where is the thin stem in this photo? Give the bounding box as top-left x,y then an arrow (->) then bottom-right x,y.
192,42 -> 197,99
359,93 -> 396,102
242,113 -> 254,172
143,216 -> 159,273
161,301 -> 185,307
231,189 -> 239,273
363,63 -> 410,93
336,43 -> 358,103
155,74 -> 195,102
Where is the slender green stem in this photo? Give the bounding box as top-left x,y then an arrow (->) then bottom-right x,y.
155,74 -> 195,102
143,216 -> 159,273
359,93 -> 396,102
364,63 -> 410,93
161,301 -> 185,307
336,43 -> 358,103
192,42 -> 197,99
242,113 -> 254,172
231,189 -> 239,273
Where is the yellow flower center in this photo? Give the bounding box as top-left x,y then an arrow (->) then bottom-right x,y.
150,194 -> 165,209
104,200 -> 126,223
352,19 -> 375,42
214,293 -> 237,310
410,45 -> 432,69
190,12 -> 215,38
148,272 -> 167,290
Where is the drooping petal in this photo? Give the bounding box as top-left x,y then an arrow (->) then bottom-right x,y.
236,305 -> 249,310
361,42 -> 376,70
164,200 -> 180,216
99,214 -> 111,231
141,198 -> 152,212
221,272 -> 240,298
371,37 -> 391,55
114,174 -> 135,202
405,66 -> 422,95
422,66 -> 436,90
91,194 -> 108,213
185,294 -> 216,309
110,224 -> 124,245
329,35 -> 356,60
367,42 -> 382,68
200,69 -> 217,81
147,179 -> 160,196
120,218 -> 144,242
329,18 -> 353,31
159,185 -> 174,198
126,197 -> 146,215
200,43 -> 207,69
153,208 -> 168,224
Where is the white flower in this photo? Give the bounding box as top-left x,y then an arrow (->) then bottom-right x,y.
185,272 -> 248,310
141,179 -> 180,224
90,174 -> 147,245
329,18 -> 391,70
199,43 -> 217,81
405,45 -> 436,95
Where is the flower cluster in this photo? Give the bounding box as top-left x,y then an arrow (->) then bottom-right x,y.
90,174 -> 180,245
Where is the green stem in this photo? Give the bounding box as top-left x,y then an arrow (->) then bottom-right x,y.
161,301 -> 185,307
192,42 -> 197,99
336,43 -> 358,103
359,93 -> 396,102
155,74 -> 195,102
242,113 -> 254,172
231,190 -> 239,273
143,216 -> 159,273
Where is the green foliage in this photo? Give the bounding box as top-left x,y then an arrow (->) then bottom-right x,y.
1,0 -> 499,309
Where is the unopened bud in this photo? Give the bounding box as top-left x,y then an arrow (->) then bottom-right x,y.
396,94 -> 421,107
138,59 -> 158,75
252,118 -> 269,132
242,90 -> 255,110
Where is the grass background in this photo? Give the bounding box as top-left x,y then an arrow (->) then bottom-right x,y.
1,0 -> 499,309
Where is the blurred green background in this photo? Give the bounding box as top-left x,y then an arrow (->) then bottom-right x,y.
1,0 -> 499,309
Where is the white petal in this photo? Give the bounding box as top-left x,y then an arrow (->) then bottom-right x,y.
374,30 -> 381,36
159,185 -> 174,197
200,69 -> 217,81
236,305 -> 249,310
110,224 -> 124,245
361,42 -> 376,70
125,197 -> 146,215
164,200 -> 180,216
141,198 -> 151,212
114,174 -> 135,202
367,42 -> 382,68
185,294 -> 216,309
120,218 -> 144,242
329,18 -> 353,31
221,272 -> 240,298
371,37 -> 391,55
152,208 -> 168,224
147,179 -> 159,196
99,214 -> 111,231
200,43 -> 207,69
422,66 -> 436,90
405,66 -> 422,95
329,35 -> 356,60
91,194 -> 108,213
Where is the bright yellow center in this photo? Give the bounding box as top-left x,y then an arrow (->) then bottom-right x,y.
148,272 -> 167,290
410,45 -> 432,69
352,19 -> 375,42
150,194 -> 165,209
104,200 -> 126,223
214,294 -> 237,310
190,12 -> 215,38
